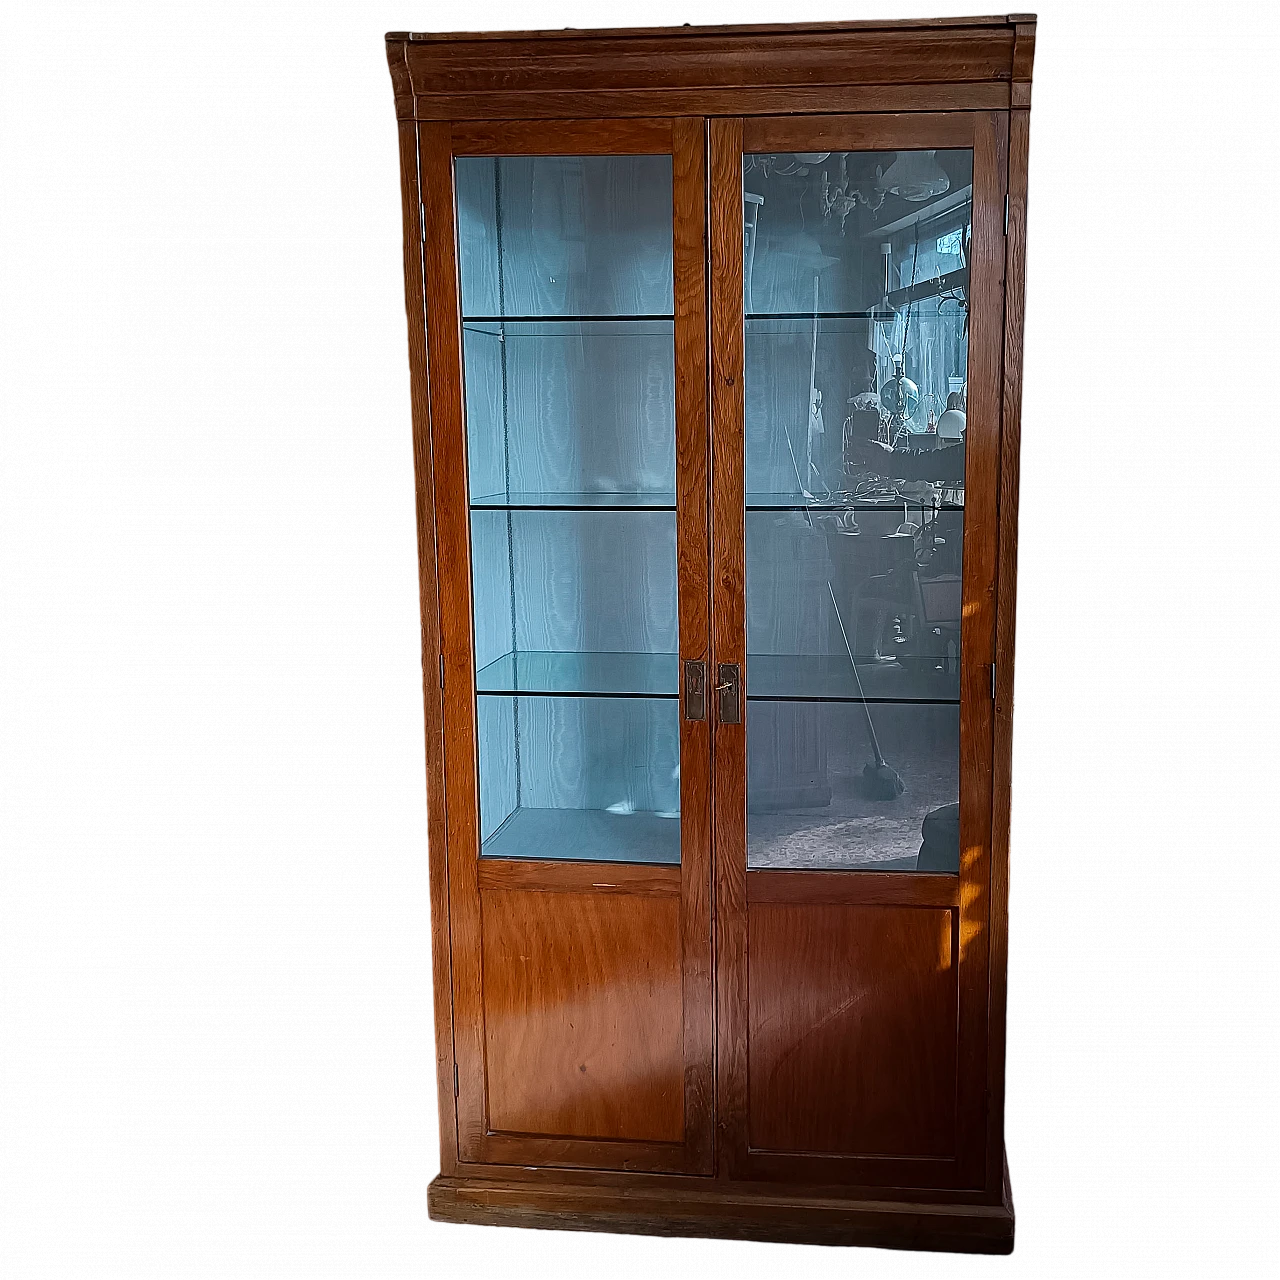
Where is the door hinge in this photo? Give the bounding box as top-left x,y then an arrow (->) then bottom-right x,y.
1004,194 -> 1010,236
420,201 -> 426,243
453,1064 -> 459,1097
991,662 -> 997,700
439,654 -> 445,688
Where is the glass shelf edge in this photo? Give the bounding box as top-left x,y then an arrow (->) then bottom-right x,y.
461,313 -> 675,324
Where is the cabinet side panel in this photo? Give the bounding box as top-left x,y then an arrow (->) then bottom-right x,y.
418,121 -> 487,1161
953,109 -> 1007,1189
394,118 -> 457,1173
386,38 -> 414,119
988,104 -> 1031,1194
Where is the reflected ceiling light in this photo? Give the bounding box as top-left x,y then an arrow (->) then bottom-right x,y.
937,408 -> 967,441
880,150 -> 951,202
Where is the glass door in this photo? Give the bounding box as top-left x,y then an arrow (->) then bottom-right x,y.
710,114 -> 1008,1188
420,120 -> 711,1174
743,143 -> 971,873
457,151 -> 685,865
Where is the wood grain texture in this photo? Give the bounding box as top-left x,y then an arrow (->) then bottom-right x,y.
441,1155 -> 1003,1204
952,108 -> 1008,1189
987,104 -> 1030,1196
708,115 -> 749,1181
394,119 -> 457,1176
672,115 -> 716,1174
428,1168 -> 1014,1253
426,114 -> 715,1176
451,118 -> 673,155
465,1130 -> 696,1173
395,16 -> 1026,41
387,13 -> 1035,1239
477,859 -> 680,896
400,26 -> 1016,96
480,889 -> 684,1143
743,111 -> 975,154
714,110 -> 1001,1194
748,903 -> 957,1159
417,120 -> 489,1163
385,39 -> 414,120
1013,23 -> 1034,84
748,870 -> 959,908
412,84 -> 1011,121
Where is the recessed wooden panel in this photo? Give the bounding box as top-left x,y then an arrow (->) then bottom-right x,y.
481,888 -> 684,1144
748,903 -> 957,1159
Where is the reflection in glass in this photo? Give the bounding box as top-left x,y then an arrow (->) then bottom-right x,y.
456,155 -> 679,865
748,702 -> 959,869
743,149 -> 972,872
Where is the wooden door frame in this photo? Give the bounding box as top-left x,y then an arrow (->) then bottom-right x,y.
416,116 -> 715,1175
709,111 -> 1010,1191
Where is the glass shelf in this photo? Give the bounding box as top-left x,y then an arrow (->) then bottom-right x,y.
472,650 -> 955,703
477,651 -> 679,698
747,310 -> 890,321
471,492 -> 676,511
470,492 -> 956,512
746,492 -> 963,512
481,806 -> 681,865
746,654 -> 959,704
463,314 -> 674,326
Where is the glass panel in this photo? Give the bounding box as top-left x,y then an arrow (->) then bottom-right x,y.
743,147 -> 972,872
477,651 -> 678,698
462,319 -> 675,505
457,155 -> 674,319
477,696 -> 681,865
457,155 -> 679,865
748,702 -> 960,870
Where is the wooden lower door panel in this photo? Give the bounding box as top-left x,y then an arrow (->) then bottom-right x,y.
747,902 -> 958,1161
480,887 -> 684,1144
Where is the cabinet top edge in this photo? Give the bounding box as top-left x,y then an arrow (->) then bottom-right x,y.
385,14 -> 1036,45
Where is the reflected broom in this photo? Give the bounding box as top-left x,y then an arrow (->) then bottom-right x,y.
827,581 -> 904,800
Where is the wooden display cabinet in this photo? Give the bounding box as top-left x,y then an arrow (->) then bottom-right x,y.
385,14 -> 1033,1253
